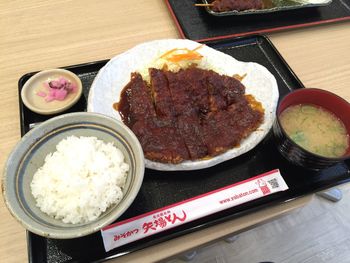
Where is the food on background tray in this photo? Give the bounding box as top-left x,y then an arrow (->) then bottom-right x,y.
196,0 -> 264,12
36,76 -> 78,102
30,135 -> 129,224
87,39 -> 279,170
116,63 -> 264,164
195,0 -> 334,15
279,104 -> 349,158
211,0 -> 264,12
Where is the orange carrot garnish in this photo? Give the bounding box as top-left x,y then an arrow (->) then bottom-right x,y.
159,45 -> 204,63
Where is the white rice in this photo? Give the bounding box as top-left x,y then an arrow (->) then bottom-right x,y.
30,135 -> 129,224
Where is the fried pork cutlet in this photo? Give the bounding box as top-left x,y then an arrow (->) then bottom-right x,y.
202,98 -> 263,156
117,72 -> 156,126
132,117 -> 190,164
117,72 -> 189,163
175,67 -> 210,115
166,68 -> 208,159
149,68 -> 175,119
117,66 -> 264,164
206,69 -> 245,112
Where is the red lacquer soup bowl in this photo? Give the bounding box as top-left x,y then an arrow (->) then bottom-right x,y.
273,88 -> 350,170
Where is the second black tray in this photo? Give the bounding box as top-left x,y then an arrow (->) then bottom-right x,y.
20,35 -> 350,263
166,0 -> 350,42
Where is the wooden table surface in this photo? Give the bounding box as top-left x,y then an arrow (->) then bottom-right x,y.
1,1 -> 349,262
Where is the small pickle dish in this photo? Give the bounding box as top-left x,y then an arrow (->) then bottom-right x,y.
20,69 -> 83,115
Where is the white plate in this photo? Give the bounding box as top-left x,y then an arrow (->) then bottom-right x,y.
87,39 -> 279,171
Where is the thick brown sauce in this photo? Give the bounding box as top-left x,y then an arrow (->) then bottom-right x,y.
113,89 -> 130,124
246,94 -> 264,113
262,0 -> 274,8
114,67 -> 264,164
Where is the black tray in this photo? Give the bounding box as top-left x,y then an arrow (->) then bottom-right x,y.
165,0 -> 350,42
20,35 -> 350,263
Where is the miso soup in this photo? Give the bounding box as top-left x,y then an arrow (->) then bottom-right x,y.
279,104 -> 349,158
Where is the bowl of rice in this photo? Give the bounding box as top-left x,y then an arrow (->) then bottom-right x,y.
2,112 -> 144,239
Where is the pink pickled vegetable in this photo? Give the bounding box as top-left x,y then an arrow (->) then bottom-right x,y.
45,88 -> 68,102
37,76 -> 77,102
36,91 -> 47,97
58,77 -> 66,86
